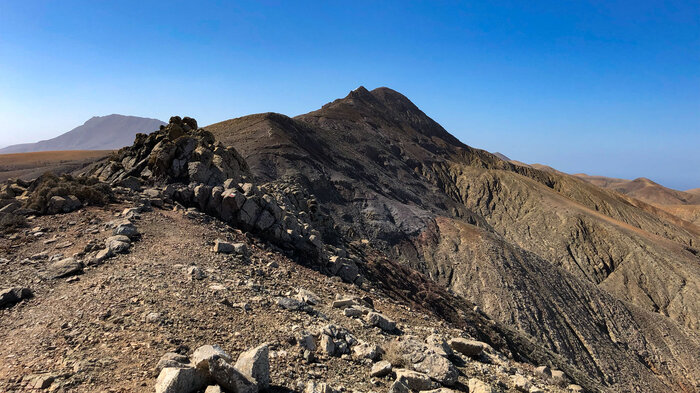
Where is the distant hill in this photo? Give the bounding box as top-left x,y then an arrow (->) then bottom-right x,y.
0,114 -> 165,153
574,174 -> 700,205
687,188 -> 700,196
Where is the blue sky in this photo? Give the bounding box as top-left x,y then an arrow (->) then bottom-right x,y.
0,1 -> 698,190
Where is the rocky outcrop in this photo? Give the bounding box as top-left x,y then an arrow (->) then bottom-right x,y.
89,116 -> 248,187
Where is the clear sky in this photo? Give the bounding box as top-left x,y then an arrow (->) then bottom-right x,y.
0,1 -> 698,190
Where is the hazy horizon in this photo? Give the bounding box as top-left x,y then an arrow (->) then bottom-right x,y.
0,1 -> 698,190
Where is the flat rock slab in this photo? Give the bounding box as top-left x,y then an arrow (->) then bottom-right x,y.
47,258 -> 83,279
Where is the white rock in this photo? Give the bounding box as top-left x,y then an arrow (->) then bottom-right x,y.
468,378 -> 493,393
191,345 -> 231,371
234,343 -> 270,389
155,367 -> 207,393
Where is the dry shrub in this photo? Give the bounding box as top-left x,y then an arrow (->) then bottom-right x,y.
383,340 -> 406,368
23,172 -> 113,214
0,212 -> 26,232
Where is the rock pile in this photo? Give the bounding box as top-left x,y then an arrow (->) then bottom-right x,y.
91,116 -> 249,187
155,343 -> 269,393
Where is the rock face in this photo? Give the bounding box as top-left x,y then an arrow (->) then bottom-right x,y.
205,87 -> 700,392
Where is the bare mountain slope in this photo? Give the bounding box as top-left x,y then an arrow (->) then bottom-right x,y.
573,174 -> 700,227
0,115 -> 165,153
207,87 -> 700,392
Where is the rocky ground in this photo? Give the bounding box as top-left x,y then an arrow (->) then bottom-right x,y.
1,192 -> 579,393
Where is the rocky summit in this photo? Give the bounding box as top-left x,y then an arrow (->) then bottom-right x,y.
0,87 -> 698,393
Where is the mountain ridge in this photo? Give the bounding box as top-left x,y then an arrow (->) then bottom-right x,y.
206,87 -> 700,392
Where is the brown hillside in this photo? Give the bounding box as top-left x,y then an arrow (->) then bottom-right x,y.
206,87 -> 700,392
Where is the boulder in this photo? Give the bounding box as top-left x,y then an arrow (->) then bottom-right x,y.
296,288 -> 321,305
0,287 -> 33,308
156,352 -> 190,373
319,334 -> 336,356
204,386 -> 223,393
448,338 -> 485,357
48,258 -> 83,279
366,312 -> 396,332
352,341 -> 381,361
551,369 -> 568,384
155,367 -> 208,393
234,343 -> 270,389
208,357 -> 258,393
388,380 -> 410,393
233,243 -> 248,255
331,298 -> 356,309
298,333 -> 317,352
113,221 -> 139,238
426,334 -> 453,358
510,374 -> 532,392
213,240 -> 234,254
468,378 -> 493,393
343,306 -> 364,318
535,365 -> 551,378
394,369 -> 440,391
106,235 -> 131,253
191,345 -> 231,371
370,360 -> 392,378
95,247 -> 113,262
413,353 -> 459,386
276,297 -> 306,311
47,195 -> 80,214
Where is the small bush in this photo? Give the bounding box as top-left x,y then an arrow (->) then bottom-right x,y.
23,172 -> 113,214
383,340 -> 406,367
0,212 -> 27,232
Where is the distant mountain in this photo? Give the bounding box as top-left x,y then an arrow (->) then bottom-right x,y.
687,188 -> 700,196
574,174 -> 700,206
0,114 -> 165,153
